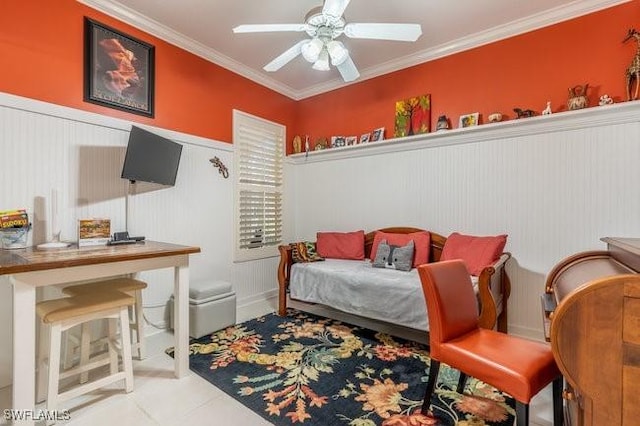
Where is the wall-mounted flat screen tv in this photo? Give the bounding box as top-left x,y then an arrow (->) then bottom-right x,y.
121,126 -> 183,186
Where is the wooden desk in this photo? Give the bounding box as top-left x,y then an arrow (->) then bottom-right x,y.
0,241 -> 200,425
544,237 -> 640,425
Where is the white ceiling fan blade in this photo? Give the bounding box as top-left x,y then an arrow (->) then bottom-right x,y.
344,23 -> 422,41
336,55 -> 360,82
233,24 -> 307,33
264,40 -> 308,72
322,0 -> 351,18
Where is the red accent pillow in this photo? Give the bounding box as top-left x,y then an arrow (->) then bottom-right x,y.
369,231 -> 431,268
316,230 -> 365,260
440,232 -> 508,276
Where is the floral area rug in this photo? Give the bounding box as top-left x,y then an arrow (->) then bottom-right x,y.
166,309 -> 515,425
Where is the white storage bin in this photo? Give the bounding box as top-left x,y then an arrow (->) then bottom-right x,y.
170,280 -> 236,338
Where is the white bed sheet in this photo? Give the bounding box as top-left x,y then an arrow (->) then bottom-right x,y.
289,259 -> 478,332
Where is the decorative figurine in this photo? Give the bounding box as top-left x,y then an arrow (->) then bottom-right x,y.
623,28 -> 640,100
542,101 -> 552,115
209,156 -> 229,179
599,94 -> 614,106
293,135 -> 302,154
436,115 -> 450,131
513,108 -> 536,118
488,112 -> 503,123
567,84 -> 589,110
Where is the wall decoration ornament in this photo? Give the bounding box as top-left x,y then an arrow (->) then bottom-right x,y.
394,94 -> 431,138
567,84 -> 589,110
599,94 -> 614,105
623,28 -> 640,101
293,135 -> 302,154
487,112 -> 503,123
359,133 -> 370,144
209,157 -> 229,179
458,112 -> 479,128
513,108 -> 536,118
315,138 -> 328,150
345,136 -> 357,146
436,115 -> 450,130
84,18 -> 155,117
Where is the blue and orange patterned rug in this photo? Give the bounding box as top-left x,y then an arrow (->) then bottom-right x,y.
166,309 -> 515,425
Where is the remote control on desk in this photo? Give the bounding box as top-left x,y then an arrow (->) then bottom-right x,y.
107,239 -> 142,246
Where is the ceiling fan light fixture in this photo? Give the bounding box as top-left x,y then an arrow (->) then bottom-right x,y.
235,0 -> 421,83
327,40 -> 348,66
312,49 -> 330,71
301,38 -> 323,63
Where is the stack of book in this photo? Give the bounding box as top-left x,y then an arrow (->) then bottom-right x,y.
0,209 -> 30,249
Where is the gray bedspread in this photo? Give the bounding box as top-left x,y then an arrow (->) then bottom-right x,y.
289,259 -> 478,331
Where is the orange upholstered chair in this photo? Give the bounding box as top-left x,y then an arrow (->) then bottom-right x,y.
418,260 -> 563,426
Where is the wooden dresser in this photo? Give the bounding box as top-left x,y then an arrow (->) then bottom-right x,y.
542,237 -> 640,426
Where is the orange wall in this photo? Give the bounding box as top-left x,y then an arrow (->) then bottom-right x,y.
0,0 -> 296,144
1,2 -> 638,150
294,1 -> 640,151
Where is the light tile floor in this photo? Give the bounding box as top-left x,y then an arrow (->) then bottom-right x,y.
0,308 -> 554,426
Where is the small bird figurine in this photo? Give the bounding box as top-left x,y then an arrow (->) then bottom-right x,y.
542,101 -> 552,115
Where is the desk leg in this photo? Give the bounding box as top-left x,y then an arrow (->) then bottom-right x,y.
173,265 -> 189,378
11,278 -> 36,426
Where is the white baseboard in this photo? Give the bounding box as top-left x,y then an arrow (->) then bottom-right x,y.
236,291 -> 278,323
508,324 -> 545,342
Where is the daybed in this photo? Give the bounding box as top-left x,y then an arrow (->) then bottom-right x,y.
277,227 -> 511,334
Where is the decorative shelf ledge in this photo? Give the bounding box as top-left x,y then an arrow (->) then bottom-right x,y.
286,100 -> 640,164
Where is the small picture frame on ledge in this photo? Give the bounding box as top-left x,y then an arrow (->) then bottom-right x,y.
458,113 -> 479,128
371,127 -> 385,142
345,136 -> 357,146
331,136 -> 346,148
359,133 -> 371,144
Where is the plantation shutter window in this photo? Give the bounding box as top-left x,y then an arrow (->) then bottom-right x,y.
233,110 -> 285,261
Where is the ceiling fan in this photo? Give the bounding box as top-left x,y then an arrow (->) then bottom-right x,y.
233,0 -> 422,82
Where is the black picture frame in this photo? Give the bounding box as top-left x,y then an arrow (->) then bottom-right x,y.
84,17 -> 155,117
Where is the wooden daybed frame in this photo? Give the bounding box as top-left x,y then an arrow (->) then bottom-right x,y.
277,227 -> 511,333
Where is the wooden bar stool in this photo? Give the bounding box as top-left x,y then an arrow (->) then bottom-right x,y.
63,278 -> 147,360
36,291 -> 135,424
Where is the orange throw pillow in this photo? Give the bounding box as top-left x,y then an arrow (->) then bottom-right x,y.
369,231 -> 431,268
441,232 -> 507,276
316,230 -> 365,260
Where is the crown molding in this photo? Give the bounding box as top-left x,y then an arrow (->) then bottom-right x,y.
78,0 -> 629,101
285,101 -> 640,164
